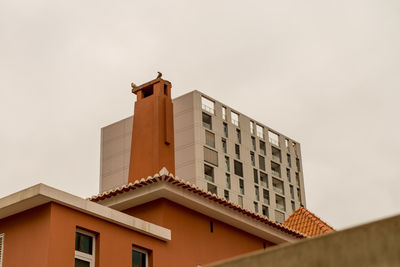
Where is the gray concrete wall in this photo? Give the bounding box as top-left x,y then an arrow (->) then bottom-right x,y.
205,214 -> 400,267
191,90 -> 305,222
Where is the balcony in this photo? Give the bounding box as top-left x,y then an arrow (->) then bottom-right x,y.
269,137 -> 279,147
272,154 -> 281,163
271,169 -> 280,178
202,104 -> 214,114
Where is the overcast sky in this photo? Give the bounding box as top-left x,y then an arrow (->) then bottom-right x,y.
1,0 -> 399,230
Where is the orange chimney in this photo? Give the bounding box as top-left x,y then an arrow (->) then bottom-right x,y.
128,77 -> 175,182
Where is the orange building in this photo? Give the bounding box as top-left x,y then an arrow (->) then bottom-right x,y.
0,77 -> 309,267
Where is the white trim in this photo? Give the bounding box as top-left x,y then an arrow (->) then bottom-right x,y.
0,184 -> 171,241
75,229 -> 95,267
97,181 -> 298,244
0,233 -> 4,267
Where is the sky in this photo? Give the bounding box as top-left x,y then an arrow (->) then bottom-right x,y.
1,0 -> 399,230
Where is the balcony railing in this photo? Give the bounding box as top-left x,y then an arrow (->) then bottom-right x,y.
273,186 -> 284,195
276,205 -> 285,212
269,138 -> 279,147
272,154 -> 281,163
204,174 -> 214,183
202,104 -> 214,114
271,170 -> 281,177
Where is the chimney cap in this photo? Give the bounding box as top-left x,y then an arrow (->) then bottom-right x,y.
131,77 -> 171,95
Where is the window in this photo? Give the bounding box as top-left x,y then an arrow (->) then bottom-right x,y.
75,229 -> 95,267
275,210 -> 285,224
275,195 -> 286,211
254,202 -> 259,213
202,113 -> 212,130
207,183 -> 217,195
236,129 -> 241,144
262,205 -> 269,218
290,185 -> 294,199
238,195 -> 243,207
296,172 -> 300,185
250,152 -> 255,166
256,124 -> 264,139
272,178 -> 284,194
204,147 -> 218,166
0,233 -> 4,267
259,140 -> 266,155
251,136 -> 256,151
205,130 -> 215,148
296,158 -> 300,171
224,190 -> 230,200
260,172 -> 268,188
255,185 -> 260,201
222,138 -> 227,153
222,106 -> 227,120
268,131 -> 279,147
234,160 -> 243,177
286,168 -> 291,182
253,169 -> 259,184
235,144 -> 240,159
271,161 -> 281,177
201,96 -> 215,114
231,111 -> 239,126
292,142 -> 297,155
258,155 -> 265,171
225,156 -> 230,172
132,247 -> 148,267
291,201 -> 295,212
271,147 -> 281,163
285,138 -> 289,149
204,164 -> 214,182
287,154 -> 291,167
223,122 -> 228,137
297,188 -> 302,203
263,189 -> 270,205
226,173 -> 231,189
239,179 -> 245,194
250,121 -> 255,134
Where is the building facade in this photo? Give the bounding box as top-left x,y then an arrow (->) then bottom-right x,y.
100,90 -> 306,223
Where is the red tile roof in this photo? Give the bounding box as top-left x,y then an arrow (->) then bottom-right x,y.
283,206 -> 335,237
89,168 -> 306,239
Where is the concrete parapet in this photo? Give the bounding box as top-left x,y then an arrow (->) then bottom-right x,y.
206,214 -> 400,267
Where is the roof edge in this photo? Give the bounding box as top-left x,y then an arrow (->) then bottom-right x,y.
0,183 -> 171,241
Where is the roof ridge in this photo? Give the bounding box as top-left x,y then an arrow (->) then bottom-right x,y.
283,206 -> 335,236
88,167 -> 306,239
300,207 -> 335,231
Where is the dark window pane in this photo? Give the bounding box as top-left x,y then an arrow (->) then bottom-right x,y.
75,232 -> 93,255
75,259 -> 90,267
234,160 -> 243,177
132,249 -> 147,267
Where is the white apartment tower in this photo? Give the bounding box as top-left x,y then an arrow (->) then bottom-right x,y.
100,90 -> 306,223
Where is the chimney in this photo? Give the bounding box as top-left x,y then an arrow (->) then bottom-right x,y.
128,77 -> 175,182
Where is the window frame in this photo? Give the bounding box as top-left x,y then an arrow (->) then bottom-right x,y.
75,228 -> 95,267
132,246 -> 149,267
0,233 -> 4,267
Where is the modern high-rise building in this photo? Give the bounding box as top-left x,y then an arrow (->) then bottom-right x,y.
100,90 -> 306,223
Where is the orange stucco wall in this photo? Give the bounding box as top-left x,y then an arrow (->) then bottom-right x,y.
129,80 -> 175,182
0,204 -> 52,267
0,200 -> 275,267
123,198 -> 275,266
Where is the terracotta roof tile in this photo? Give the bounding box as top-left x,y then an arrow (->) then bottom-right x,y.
283,206 -> 335,237
89,167 -> 306,239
